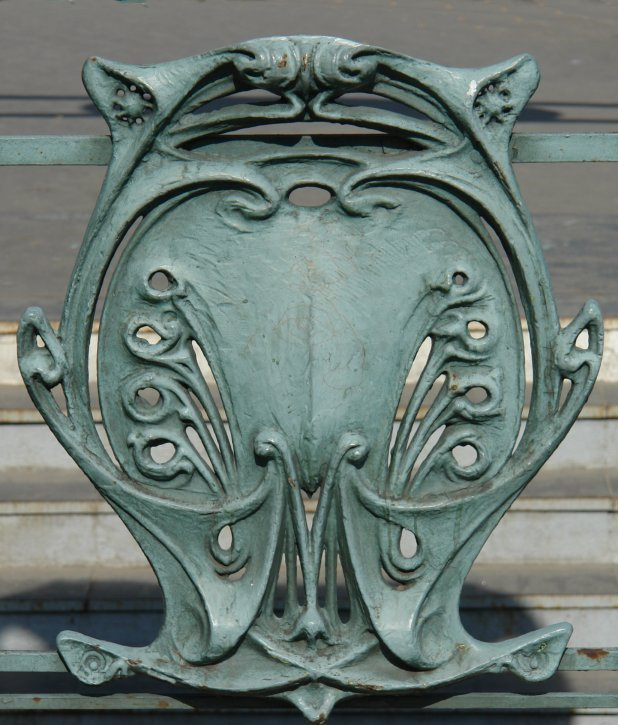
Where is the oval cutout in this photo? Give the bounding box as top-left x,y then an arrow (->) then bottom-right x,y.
217,525 -> 233,551
399,528 -> 418,558
149,270 -> 173,291
467,320 -> 487,339
288,186 -> 332,207
465,386 -> 488,403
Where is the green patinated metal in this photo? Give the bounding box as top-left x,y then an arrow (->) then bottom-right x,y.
5,691 -> 618,713
16,37 -> 603,722
0,135 -> 113,165
2,132 -> 618,165
4,646 -> 618,674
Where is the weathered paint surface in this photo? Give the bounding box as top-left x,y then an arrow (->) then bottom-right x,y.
2,133 -> 618,166
17,37 -> 603,721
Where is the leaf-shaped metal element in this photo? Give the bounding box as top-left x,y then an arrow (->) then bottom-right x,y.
17,36 -> 602,721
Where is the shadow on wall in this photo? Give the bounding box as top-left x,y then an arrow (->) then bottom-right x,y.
0,578 -> 573,724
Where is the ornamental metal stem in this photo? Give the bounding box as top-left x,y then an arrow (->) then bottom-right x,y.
17,36 -> 603,722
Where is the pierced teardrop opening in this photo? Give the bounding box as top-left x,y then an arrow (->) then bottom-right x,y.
399,528 -> 418,558
576,329 -> 589,350
217,525 -> 233,551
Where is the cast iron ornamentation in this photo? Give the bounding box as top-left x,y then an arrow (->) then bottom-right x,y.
18,36 -> 603,721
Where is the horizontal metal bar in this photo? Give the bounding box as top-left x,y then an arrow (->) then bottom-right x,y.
559,647 -> 618,671
0,692 -> 617,712
0,133 -> 617,165
510,133 -> 618,163
0,136 -> 111,165
1,647 -> 617,674
0,651 -> 66,672
0,694 -> 192,711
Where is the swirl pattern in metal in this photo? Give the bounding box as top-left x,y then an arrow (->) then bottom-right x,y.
17,36 -> 602,722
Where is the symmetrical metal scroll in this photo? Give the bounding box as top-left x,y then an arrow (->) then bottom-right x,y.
17,37 -> 602,721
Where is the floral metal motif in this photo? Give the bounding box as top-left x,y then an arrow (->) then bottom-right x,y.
18,36 -> 603,722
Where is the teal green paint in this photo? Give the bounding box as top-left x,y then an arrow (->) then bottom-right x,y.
4,691 -> 618,713
0,652 -> 67,673
510,132 -> 618,162
559,647 -> 618,671
2,132 -> 618,165
2,646 -> 615,675
0,135 -> 112,165
16,37 -> 603,722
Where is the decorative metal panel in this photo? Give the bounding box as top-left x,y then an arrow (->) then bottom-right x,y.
17,36 -> 602,722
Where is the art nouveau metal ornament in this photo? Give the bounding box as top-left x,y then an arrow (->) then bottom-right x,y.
18,37 -> 602,721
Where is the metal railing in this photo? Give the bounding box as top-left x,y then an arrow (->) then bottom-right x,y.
1,36 -> 617,722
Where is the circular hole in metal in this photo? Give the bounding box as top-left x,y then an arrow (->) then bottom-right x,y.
399,528 -> 418,558
288,186 -> 332,207
465,386 -> 488,403
451,444 -> 478,468
467,320 -> 487,339
148,270 -> 173,291
453,272 -> 468,286
149,441 -> 175,463
136,387 -> 160,407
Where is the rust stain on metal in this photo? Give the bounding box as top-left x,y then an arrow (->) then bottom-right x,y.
302,53 -> 310,70
32,697 -> 41,704
158,699 -> 170,709
287,477 -> 297,489
127,658 -> 142,666
577,648 -> 609,660
277,53 -> 288,68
